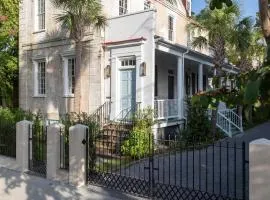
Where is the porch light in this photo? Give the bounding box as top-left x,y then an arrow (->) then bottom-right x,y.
105,65 -> 111,78
140,62 -> 146,76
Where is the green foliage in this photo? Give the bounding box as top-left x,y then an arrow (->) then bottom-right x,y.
52,0 -> 107,42
209,0 -> 233,10
181,98 -> 216,145
0,0 -> 19,106
0,107 -> 34,124
121,108 -> 154,159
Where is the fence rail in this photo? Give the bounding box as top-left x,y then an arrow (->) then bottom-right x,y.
86,126 -> 248,200
60,126 -> 69,170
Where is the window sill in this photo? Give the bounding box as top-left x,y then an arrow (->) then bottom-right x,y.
33,29 -> 46,34
63,94 -> 75,98
33,95 -> 46,98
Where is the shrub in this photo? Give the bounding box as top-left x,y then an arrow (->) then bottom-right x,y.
180,98 -> 217,145
121,108 -> 155,159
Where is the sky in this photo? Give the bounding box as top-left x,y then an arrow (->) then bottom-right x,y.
192,0 -> 259,18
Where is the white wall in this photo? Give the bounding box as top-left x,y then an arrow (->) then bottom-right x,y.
104,10 -> 156,117
101,0 -> 144,18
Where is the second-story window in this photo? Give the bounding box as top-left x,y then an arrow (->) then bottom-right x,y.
119,0 -> 128,15
37,0 -> 45,30
168,16 -> 174,41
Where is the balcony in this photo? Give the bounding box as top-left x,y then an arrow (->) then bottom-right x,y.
154,99 -> 179,120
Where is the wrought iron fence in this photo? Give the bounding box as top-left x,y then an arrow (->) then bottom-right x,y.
86,127 -> 249,200
28,124 -> 47,177
60,125 -> 69,170
0,120 -> 16,158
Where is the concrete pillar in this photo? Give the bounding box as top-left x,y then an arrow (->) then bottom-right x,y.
47,123 -> 64,180
177,56 -> 184,119
250,138 -> 270,200
198,63 -> 203,92
16,120 -> 33,172
69,124 -> 88,187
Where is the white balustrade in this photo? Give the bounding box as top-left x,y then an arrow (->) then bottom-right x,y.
154,99 -> 179,120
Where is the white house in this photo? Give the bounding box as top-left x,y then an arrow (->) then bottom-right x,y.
19,0 -> 241,138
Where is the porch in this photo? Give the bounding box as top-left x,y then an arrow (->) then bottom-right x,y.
154,48 -> 213,121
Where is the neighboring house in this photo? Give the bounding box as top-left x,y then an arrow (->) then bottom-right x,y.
19,0 -> 239,138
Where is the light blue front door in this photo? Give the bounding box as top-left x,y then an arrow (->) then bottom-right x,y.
120,69 -> 136,115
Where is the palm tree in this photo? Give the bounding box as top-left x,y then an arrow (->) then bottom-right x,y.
188,3 -> 240,136
258,0 -> 270,64
52,0 -> 107,113
227,17 -> 254,72
188,3 -> 240,87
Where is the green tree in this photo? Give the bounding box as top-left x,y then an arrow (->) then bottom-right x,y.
209,0 -> 233,10
0,0 -> 19,107
52,0 -> 107,113
227,17 -> 265,72
188,3 -> 240,135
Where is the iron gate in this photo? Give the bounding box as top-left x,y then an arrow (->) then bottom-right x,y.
86,128 -> 249,200
28,124 -> 47,177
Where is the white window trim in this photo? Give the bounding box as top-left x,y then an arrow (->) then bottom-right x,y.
119,0 -> 129,15
62,55 -> 76,98
35,0 -> 46,32
168,14 -> 176,42
32,57 -> 47,98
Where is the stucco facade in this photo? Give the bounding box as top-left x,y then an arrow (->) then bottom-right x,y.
20,0 -> 232,123
19,0 -> 104,119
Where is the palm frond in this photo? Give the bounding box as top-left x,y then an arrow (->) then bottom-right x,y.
191,36 -> 208,50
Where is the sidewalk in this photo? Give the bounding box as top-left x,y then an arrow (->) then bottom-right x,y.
0,167 -> 147,200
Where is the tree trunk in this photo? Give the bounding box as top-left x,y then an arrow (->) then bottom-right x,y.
74,41 -> 83,113
259,0 -> 270,64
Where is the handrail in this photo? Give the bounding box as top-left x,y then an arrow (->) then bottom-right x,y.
91,101 -> 111,127
219,109 -> 242,131
216,108 -> 243,137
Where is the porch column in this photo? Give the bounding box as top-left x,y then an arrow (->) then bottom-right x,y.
177,56 -> 184,119
198,63 -> 203,92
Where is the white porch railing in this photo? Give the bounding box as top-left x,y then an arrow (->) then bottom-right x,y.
216,108 -> 243,137
154,99 -> 179,120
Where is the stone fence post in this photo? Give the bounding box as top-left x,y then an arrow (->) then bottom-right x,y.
16,120 -> 33,172
47,123 -> 64,180
250,138 -> 270,200
69,124 -> 88,187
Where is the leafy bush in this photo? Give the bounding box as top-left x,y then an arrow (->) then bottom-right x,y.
180,98 -> 223,145
121,108 -> 155,159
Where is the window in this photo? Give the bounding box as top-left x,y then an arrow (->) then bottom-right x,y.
67,58 -> 76,95
168,16 -> 174,41
37,0 -> 45,30
144,0 -> 151,10
121,58 -> 136,67
37,61 -> 46,95
119,0 -> 128,15
166,0 -> 177,6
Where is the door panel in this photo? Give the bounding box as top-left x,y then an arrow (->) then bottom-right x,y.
120,69 -> 136,113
